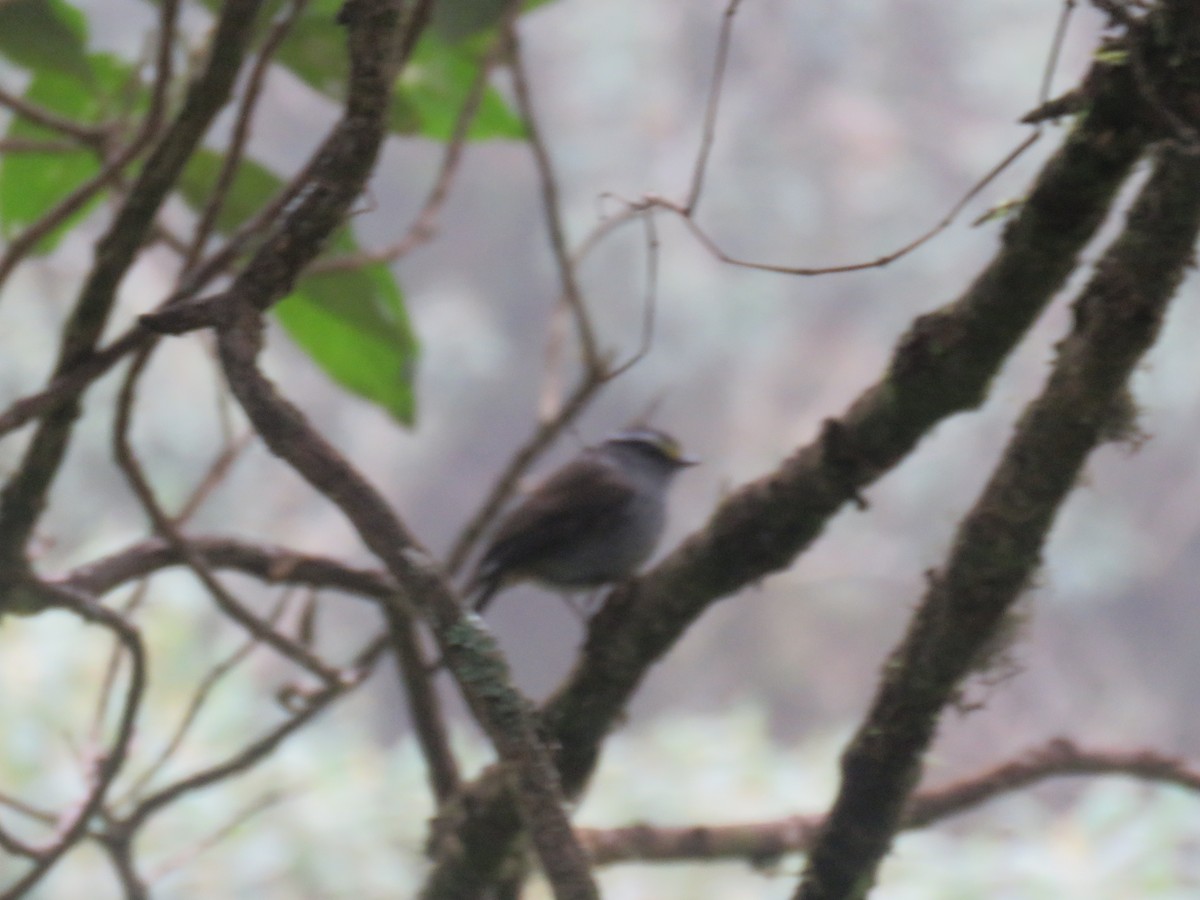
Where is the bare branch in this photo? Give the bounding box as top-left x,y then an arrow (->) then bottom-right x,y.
59,535 -> 395,599
422,39 -> 1158,891
112,345 -> 342,682
182,0 -> 310,271
684,0 -> 744,215
121,680 -> 348,834
1,583 -> 146,899
580,739 -> 1200,866
505,21 -> 601,375
146,791 -> 285,884
0,0 -> 265,594
0,85 -> 110,148
310,1 -> 520,274
120,591 -> 294,805
0,0 -> 179,292
796,144 -> 1200,900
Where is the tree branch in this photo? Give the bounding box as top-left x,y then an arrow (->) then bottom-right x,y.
580,739 -> 1200,866
797,141 -> 1200,900
58,535 -> 395,599
0,0 -> 265,597
1,584 -> 146,899
420,35 -> 1158,896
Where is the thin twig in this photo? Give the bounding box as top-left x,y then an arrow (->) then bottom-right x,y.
0,792 -> 56,825
0,0 -> 179,293
383,605 -> 461,803
172,432 -> 254,525
146,791 -> 286,883
310,1 -> 519,274
1,583 -> 146,900
446,374 -> 604,576
121,680 -> 346,833
1039,0 -> 1078,106
183,0 -> 309,271
684,0 -> 744,215
0,824 -> 39,858
0,138 -> 85,154
607,210 -> 660,380
625,131 -> 1039,277
112,346 -> 342,683
89,580 -> 151,742
0,85 -> 110,147
119,590 -> 295,805
578,0 -> 1050,287
505,20 -> 602,375
0,328 -> 149,438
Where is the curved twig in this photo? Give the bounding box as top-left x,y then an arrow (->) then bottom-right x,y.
1,584 -> 146,900
112,345 -> 342,682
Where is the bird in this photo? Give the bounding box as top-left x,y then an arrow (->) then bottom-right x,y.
467,427 -> 697,613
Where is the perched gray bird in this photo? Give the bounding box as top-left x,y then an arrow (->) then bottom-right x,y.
468,427 -> 696,613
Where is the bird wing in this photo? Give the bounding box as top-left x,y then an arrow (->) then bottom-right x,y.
473,457 -> 635,587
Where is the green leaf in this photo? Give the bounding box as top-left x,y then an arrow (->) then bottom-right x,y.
0,0 -> 91,82
274,0 -> 349,96
178,148 -> 284,235
398,31 -> 524,141
177,151 -> 418,423
276,254 -> 418,424
0,53 -> 132,249
274,0 -> 520,140
432,0 -> 558,42
430,0 -> 512,43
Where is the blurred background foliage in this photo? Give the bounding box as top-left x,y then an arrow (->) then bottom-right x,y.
2,0 -> 1200,895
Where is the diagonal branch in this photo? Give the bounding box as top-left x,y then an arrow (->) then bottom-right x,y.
0,0 -> 266,597
218,296 -> 598,899
0,0 -> 179,293
113,345 -> 342,682
139,0 -> 435,335
796,142 -> 1200,900
419,37 -> 1159,897
309,0 -> 521,274
182,0 -> 310,271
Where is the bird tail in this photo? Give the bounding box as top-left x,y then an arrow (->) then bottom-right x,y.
465,562 -> 505,614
